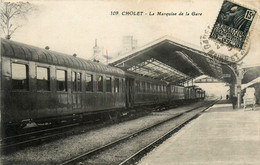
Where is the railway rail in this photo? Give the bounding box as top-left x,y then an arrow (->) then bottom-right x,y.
0,123 -> 80,151
60,100 -> 217,165
0,102 -> 176,152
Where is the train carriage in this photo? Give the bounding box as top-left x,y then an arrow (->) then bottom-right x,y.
124,72 -> 168,108
1,39 -> 126,127
167,84 -> 186,106
1,39 -> 206,130
196,87 -> 205,99
184,85 -> 203,100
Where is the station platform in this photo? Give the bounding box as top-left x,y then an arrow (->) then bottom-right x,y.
138,102 -> 260,165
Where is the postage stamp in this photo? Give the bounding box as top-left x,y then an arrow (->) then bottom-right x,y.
210,0 -> 257,50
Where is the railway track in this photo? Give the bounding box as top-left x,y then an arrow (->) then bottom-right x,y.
60,100 -> 217,165
1,115 -> 131,153
0,123 -> 80,151
0,101 -> 206,153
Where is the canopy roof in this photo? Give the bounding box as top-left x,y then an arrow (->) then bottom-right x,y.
110,36 -> 234,84
242,64 -> 260,84
1,39 -> 125,77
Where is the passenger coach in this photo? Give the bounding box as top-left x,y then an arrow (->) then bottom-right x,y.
1,39 -> 205,129
1,39 -> 125,127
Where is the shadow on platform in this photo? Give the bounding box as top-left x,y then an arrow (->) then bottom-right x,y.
207,103 -> 260,112
216,99 -> 232,104
206,104 -> 234,112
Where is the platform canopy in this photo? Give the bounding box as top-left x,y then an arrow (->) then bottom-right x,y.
110,36 -> 235,84
242,64 -> 260,84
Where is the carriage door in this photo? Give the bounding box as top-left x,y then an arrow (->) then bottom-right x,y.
126,78 -> 135,108
72,72 -> 82,111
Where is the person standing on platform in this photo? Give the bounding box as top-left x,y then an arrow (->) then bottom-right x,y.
231,95 -> 237,109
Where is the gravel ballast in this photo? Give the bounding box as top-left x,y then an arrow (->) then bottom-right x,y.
82,106 -> 207,165
1,101 -> 206,164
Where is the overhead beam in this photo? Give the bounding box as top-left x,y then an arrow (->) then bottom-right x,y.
175,51 -> 205,75
195,77 -> 223,83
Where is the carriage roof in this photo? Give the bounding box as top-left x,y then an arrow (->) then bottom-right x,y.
1,39 -> 125,77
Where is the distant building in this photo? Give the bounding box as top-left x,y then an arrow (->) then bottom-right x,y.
92,36 -> 138,63
122,36 -> 138,52
117,36 -> 138,56
91,39 -> 105,63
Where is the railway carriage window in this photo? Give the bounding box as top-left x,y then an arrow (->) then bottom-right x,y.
121,79 -> 124,93
37,67 -> 50,91
72,72 -> 82,91
138,81 -> 141,92
56,70 -> 67,91
147,83 -> 150,92
135,81 -> 140,92
72,72 -> 77,91
106,77 -> 112,92
162,85 -> 164,93
12,63 -> 29,90
86,74 -> 93,92
96,75 -> 103,92
141,81 -> 145,92
77,73 -> 82,91
114,78 -> 119,93
139,81 -> 142,92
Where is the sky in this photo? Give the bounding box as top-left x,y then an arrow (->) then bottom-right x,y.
2,0 -> 260,66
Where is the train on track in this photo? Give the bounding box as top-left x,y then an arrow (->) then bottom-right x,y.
1,39 -> 205,129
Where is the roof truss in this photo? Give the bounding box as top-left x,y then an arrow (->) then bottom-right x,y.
127,58 -> 190,83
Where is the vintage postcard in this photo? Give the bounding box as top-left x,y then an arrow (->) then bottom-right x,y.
1,0 -> 260,165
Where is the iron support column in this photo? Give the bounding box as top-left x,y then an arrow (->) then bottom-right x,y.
236,69 -> 244,109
